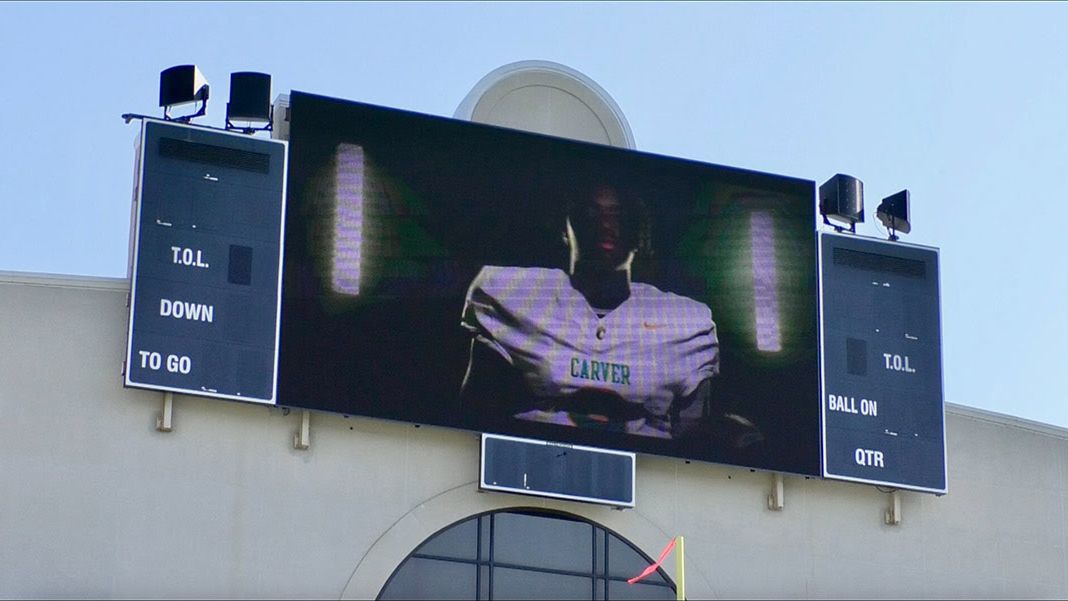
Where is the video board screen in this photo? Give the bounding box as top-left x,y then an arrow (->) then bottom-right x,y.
280,91 -> 820,475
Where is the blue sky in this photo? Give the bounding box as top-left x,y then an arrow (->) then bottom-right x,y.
2,2 -> 1066,428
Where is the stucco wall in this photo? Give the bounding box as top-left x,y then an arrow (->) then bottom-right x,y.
1,273 -> 1065,599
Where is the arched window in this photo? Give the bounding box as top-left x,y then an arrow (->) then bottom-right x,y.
378,508 -> 675,600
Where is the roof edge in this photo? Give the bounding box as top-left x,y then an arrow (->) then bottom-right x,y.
0,270 -> 128,291
947,402 -> 1068,439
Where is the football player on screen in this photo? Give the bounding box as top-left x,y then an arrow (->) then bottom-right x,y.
460,179 -> 759,443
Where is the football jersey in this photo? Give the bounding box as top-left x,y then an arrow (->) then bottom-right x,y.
461,266 -> 720,436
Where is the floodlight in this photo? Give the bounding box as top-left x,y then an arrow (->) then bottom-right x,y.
226,72 -> 273,133
159,65 -> 210,122
876,189 -> 911,240
819,174 -> 864,234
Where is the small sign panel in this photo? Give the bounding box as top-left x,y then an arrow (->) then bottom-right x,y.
481,434 -> 636,507
820,232 -> 946,493
125,119 -> 287,403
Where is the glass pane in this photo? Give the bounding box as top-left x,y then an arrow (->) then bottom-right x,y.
417,517 -> 477,560
493,567 -> 593,601
379,557 -> 476,600
595,578 -> 606,601
479,566 -> 490,600
605,535 -> 667,583
479,516 -> 490,562
607,580 -> 675,600
494,512 -> 593,573
595,529 -> 606,575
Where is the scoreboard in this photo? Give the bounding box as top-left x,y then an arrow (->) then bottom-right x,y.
124,119 -> 287,404
820,232 -> 946,494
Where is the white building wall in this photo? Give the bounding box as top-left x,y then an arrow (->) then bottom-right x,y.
1,272 -> 1066,599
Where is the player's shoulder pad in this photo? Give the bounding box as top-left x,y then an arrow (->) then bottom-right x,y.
630,282 -> 714,321
466,265 -> 566,301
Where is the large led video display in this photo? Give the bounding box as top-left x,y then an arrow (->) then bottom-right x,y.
280,91 -> 820,475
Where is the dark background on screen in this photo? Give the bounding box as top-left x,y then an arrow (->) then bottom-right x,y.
279,91 -> 820,475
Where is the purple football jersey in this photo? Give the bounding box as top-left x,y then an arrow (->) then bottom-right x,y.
461,266 -> 720,437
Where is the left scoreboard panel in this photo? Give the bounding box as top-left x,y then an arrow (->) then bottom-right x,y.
125,119 -> 287,404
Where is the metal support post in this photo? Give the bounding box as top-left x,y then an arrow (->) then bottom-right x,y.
885,490 -> 902,525
156,392 -> 174,432
293,410 -> 311,450
767,472 -> 784,511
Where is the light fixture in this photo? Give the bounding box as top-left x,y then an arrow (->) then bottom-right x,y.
819,174 -> 864,234
876,189 -> 911,241
159,65 -> 210,122
226,72 -> 273,133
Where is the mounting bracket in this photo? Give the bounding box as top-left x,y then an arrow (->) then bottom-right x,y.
156,392 -> 174,432
767,472 -> 785,511
885,490 -> 902,525
293,410 -> 311,450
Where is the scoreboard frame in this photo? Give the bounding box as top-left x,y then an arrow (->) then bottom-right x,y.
124,118 -> 288,404
818,231 -> 948,494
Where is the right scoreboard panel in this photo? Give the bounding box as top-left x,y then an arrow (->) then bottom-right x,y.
820,232 -> 946,494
